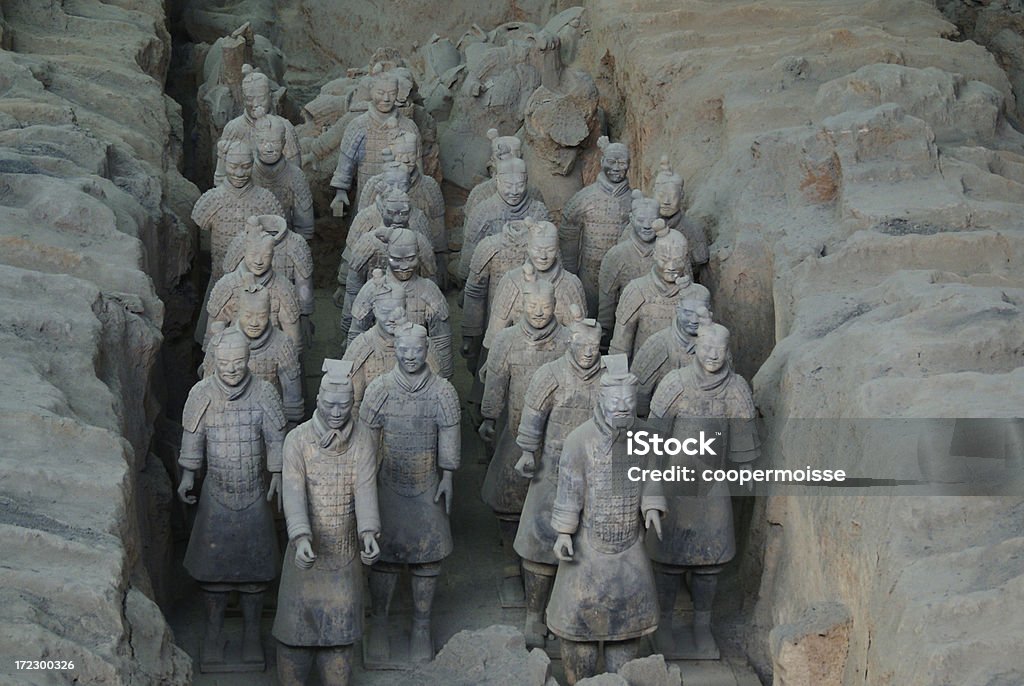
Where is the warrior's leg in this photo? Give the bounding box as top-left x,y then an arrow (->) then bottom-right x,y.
560,638 -> 599,685
652,561 -> 681,654
200,588 -> 229,662
497,515 -> 522,577
316,644 -> 353,686
690,565 -> 721,652
522,560 -> 556,649
276,643 -> 315,685
367,562 -> 400,660
238,585 -> 266,663
410,562 -> 441,662
604,638 -> 641,673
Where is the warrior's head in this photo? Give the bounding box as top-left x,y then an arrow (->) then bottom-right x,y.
241,64 -> 273,120
653,155 -> 683,218
243,221 -> 276,277
486,128 -> 523,174
598,354 -> 638,429
676,292 -> 712,339
525,217 -> 559,272
394,321 -> 430,375
695,322 -> 730,374
212,325 -> 251,388
598,136 -> 630,184
521,265 -> 556,330
376,149 -> 413,196
237,284 -> 272,340
496,157 -> 528,207
220,138 -> 254,189
318,359 -> 355,429
386,227 -> 420,282
252,114 -> 286,165
369,64 -> 400,115
567,304 -> 601,370
388,127 -> 420,176
653,227 -> 689,284
629,190 -> 661,243
368,269 -> 408,336
249,214 -> 287,244
379,187 -> 412,229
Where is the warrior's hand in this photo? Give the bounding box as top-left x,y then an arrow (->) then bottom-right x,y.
294,537 -> 316,569
434,471 -> 454,515
177,470 -> 197,505
478,418 -> 496,444
332,285 -> 346,309
267,473 -> 283,511
460,336 -> 477,359
553,533 -> 575,562
515,451 -> 536,479
330,190 -> 349,217
361,533 -> 381,565
644,509 -> 663,541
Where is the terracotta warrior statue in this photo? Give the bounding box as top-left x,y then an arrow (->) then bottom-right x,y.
223,215 -> 314,351
599,201 -> 689,344
361,322 -> 461,663
547,355 -> 665,684
330,65 -> 420,216
648,323 -> 759,659
484,218 -> 587,350
459,157 -> 549,283
207,223 -> 302,354
214,64 -> 301,188
559,136 -> 632,314
349,228 -> 453,378
343,271 -> 440,411
461,219 -> 530,375
513,308 -> 603,649
633,293 -> 713,417
177,326 -> 286,670
480,277 -> 570,601
193,138 -> 284,283
251,115 -> 315,240
272,360 -> 381,686
343,191 -> 436,339
201,286 -> 304,424
652,155 -> 708,280
609,229 -> 708,361
463,128 -> 534,224
357,128 -> 447,282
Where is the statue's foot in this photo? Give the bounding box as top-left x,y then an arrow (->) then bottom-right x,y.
201,633 -> 225,665
367,617 -> 390,662
524,612 -> 547,649
409,619 -> 433,663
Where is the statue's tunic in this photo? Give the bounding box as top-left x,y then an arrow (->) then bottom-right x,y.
272,416 -> 380,646
484,263 -> 587,349
609,273 -> 709,361
459,192 -> 549,282
546,412 -> 665,642
647,365 -> 759,567
631,325 -> 696,418
462,221 -> 530,340
223,226 -> 315,316
480,321 -> 570,515
192,184 -> 284,282
252,158 -> 315,240
360,369 -> 460,564
206,266 -> 302,353
513,353 -> 602,565
330,109 -> 420,201
179,375 -> 285,583
342,325 -> 441,411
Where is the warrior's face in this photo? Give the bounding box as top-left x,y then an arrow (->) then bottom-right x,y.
696,335 -> 728,374
238,300 -> 271,339
654,243 -> 687,284
655,182 -> 681,217
381,199 -> 410,228
395,335 -> 429,374
392,145 -> 417,175
570,336 -> 600,370
523,290 -> 555,329
527,232 -> 558,272
601,149 -> 630,184
253,123 -> 285,165
215,345 -> 250,387
496,172 -> 527,207
600,384 -> 637,429
371,78 -> 399,114
374,298 -> 406,336
224,149 -> 254,189
243,83 -> 272,120
677,300 -> 709,337
381,169 -> 412,195
317,386 -> 354,429
633,207 -> 659,243
387,242 -> 419,282
244,240 -> 274,277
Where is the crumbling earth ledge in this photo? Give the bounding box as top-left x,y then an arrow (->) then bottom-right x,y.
0,0 -> 196,683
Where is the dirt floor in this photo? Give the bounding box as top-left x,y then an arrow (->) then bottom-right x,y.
167,288 -> 762,685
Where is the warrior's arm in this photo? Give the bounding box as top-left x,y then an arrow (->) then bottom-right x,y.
426,306 -> 455,379
597,262 -> 620,338
558,194 -> 584,274
278,342 -> 305,423
282,434 -> 312,540
291,186 -> 315,241
480,339 -> 511,421
330,123 -> 366,191
283,122 -> 303,169
279,308 -> 303,357
516,373 -> 558,455
354,434 -> 381,537
550,437 -> 584,534
178,427 -> 205,473
461,263 -> 490,338
262,391 -> 287,473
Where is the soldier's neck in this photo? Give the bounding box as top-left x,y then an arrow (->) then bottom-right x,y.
598,172 -> 630,197
256,157 -> 285,178
214,372 -> 252,400
692,360 -> 732,392
522,317 -> 557,342
674,322 -> 696,352
629,230 -> 654,255
568,352 -> 602,380
395,363 -> 430,392
247,326 -> 272,351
